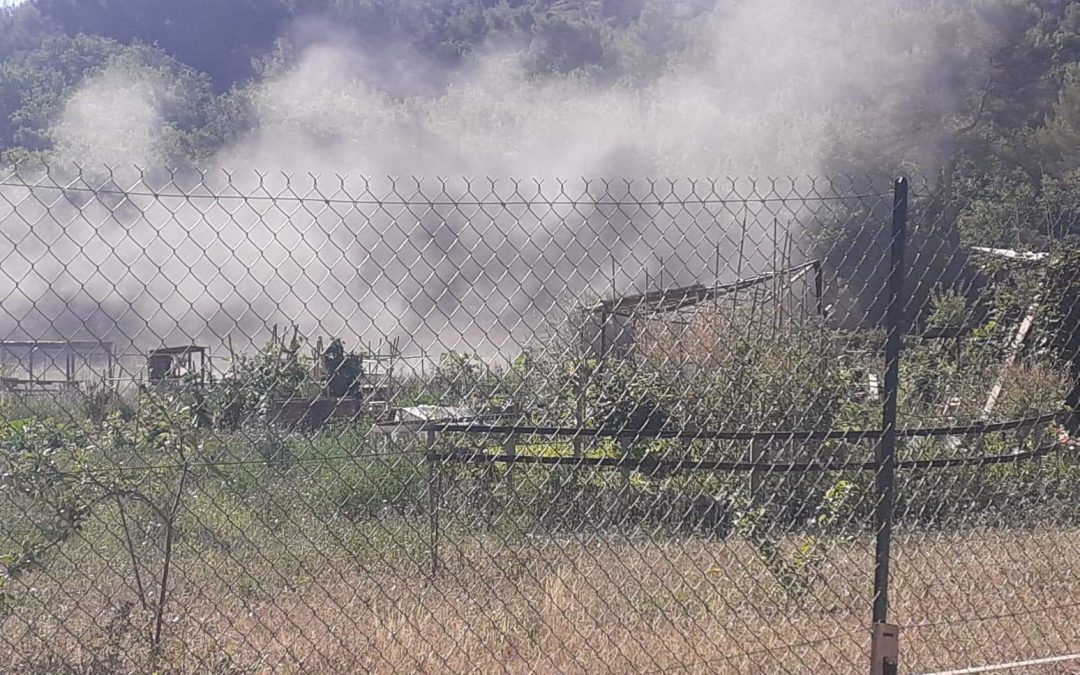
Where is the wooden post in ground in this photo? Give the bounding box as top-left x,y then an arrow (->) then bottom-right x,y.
426,429 -> 440,579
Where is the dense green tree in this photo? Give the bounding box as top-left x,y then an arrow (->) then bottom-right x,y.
28,0 -> 296,88
0,34 -> 224,163
1036,64 -> 1080,174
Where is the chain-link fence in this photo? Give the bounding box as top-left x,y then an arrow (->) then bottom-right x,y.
0,167 -> 1077,674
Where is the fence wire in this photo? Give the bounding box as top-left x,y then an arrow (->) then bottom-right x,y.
0,166 -> 1077,674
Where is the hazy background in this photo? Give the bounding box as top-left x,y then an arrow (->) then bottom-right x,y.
0,0 -> 1076,362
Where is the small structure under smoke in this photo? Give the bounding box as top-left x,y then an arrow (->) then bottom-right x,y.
583,260 -> 825,363
147,345 -> 210,385
0,339 -> 116,394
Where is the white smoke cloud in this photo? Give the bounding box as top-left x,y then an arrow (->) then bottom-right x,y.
0,0 -> 989,365
51,65 -> 177,168
220,0 -> 966,178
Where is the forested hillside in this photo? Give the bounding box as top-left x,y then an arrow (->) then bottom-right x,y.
0,0 -> 1077,244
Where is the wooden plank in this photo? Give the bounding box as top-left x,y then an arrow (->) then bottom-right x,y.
981,301 -> 1038,419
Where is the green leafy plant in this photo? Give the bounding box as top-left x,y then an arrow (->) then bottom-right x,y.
0,388 -> 204,651
89,389 -> 202,654
210,327 -> 310,428
0,419 -> 92,611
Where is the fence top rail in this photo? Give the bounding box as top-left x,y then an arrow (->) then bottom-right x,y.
427,440 -> 1061,474
0,340 -> 115,350
418,410 -> 1066,442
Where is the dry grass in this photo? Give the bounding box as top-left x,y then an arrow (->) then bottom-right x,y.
3,523 -> 1080,674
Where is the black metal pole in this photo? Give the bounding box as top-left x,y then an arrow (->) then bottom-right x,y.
598,309 -> 608,363
873,177 -> 908,626
814,261 -> 824,320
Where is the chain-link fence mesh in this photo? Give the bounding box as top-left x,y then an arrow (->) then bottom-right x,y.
0,167 -> 1076,673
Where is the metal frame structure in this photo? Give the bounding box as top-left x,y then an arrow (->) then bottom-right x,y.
147,345 -> 210,384
0,339 -> 116,393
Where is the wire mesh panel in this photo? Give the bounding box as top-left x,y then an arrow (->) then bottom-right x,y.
884,187 -> 1080,674
0,166 -> 1076,674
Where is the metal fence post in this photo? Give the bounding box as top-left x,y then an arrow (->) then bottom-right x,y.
871,177 -> 907,675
